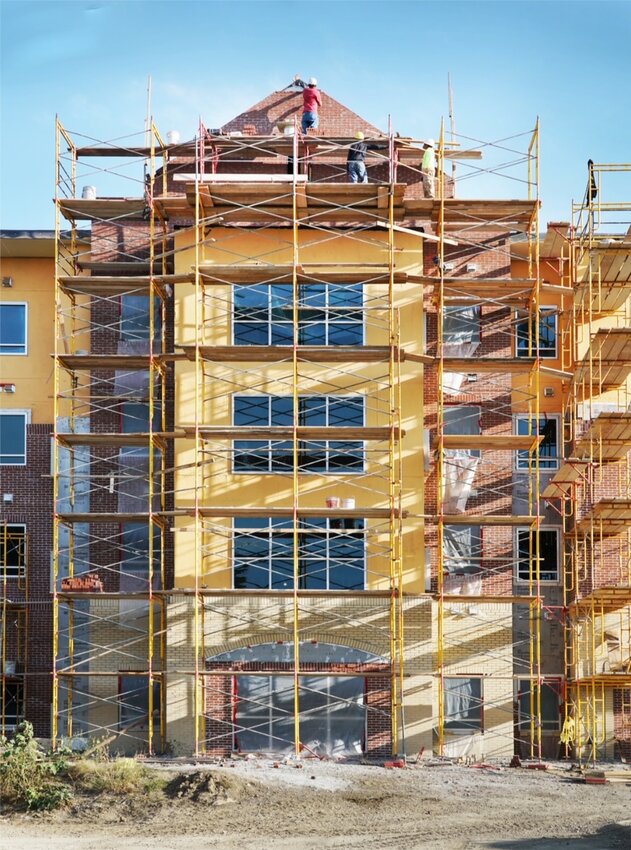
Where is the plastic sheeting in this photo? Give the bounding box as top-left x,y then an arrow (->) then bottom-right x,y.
442,406 -> 480,513
443,525 -> 481,576
441,307 -> 480,396
210,642 -> 380,756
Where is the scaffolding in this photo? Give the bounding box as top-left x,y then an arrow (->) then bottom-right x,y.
1,525 -> 28,734
431,120 -> 547,758
50,93 -> 553,760
560,162 -> 631,762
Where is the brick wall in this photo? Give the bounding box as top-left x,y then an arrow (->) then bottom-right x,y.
1,425 -> 53,736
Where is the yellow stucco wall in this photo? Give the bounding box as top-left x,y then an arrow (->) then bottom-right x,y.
170,227 -> 425,593
0,255 -> 55,423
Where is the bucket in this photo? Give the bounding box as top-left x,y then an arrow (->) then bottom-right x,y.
325,497 -> 341,509
167,130 -> 180,145
341,498 -> 356,510
4,661 -> 16,676
81,185 -> 96,200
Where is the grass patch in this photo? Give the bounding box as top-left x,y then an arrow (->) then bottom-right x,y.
0,721 -> 71,811
68,758 -> 166,795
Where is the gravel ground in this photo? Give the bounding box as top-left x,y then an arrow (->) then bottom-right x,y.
2,758 -> 630,850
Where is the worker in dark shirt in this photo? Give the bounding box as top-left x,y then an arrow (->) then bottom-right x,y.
347,132 -> 386,183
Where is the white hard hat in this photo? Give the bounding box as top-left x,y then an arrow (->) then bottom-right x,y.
308,77 -> 318,86
426,138 -> 435,146
355,131 -> 364,140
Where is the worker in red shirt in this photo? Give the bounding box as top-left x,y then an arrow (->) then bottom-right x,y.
295,76 -> 322,133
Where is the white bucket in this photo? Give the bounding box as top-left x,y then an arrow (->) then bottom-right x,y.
81,185 -> 96,200
341,498 -> 356,510
325,497 -> 341,509
167,130 -> 180,145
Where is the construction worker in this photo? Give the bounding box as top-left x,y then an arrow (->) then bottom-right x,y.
294,76 -> 322,133
422,138 -> 436,199
346,131 -> 387,184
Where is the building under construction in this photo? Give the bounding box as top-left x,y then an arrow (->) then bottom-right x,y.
1,81 -> 629,761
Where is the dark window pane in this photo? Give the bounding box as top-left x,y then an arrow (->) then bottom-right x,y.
0,414 -> 26,464
328,324 -> 362,346
0,304 -> 26,353
271,323 -> 294,346
444,677 -> 482,730
234,322 -> 270,345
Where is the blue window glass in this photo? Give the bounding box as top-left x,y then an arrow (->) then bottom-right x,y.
233,395 -> 364,473
233,517 -> 365,590
120,296 -> 162,342
233,284 -> 363,346
517,417 -> 559,470
0,413 -> 27,465
0,304 -> 27,355
516,309 -> 557,358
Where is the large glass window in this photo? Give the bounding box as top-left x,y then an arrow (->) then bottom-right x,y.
516,416 -> 559,470
516,307 -> 557,358
443,306 -> 481,347
516,528 -> 560,582
517,679 -> 561,731
120,523 -> 162,592
0,303 -> 27,355
0,524 -> 26,579
444,677 -> 483,731
233,395 -> 364,473
118,675 -> 161,728
0,411 -> 28,465
233,517 -> 366,590
235,674 -> 365,755
233,284 -> 363,346
120,296 -> 161,342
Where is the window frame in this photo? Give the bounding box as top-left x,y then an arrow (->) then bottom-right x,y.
517,677 -> 562,732
443,675 -> 483,733
232,517 -> 367,591
0,302 -> 28,356
231,283 -> 365,347
232,394 -> 366,475
514,414 -> 560,471
0,410 -> 30,466
1,679 -> 24,730
515,526 -> 561,584
515,306 -> 558,360
118,673 -> 161,730
1,523 -> 27,579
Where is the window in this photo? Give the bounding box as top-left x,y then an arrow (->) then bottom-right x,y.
118,675 -> 161,728
235,674 -> 365,755
233,517 -> 366,590
516,416 -> 559,470
516,528 -> 560,582
120,523 -> 162,592
233,284 -> 363,346
120,296 -> 161,342
1,524 -> 26,579
444,677 -> 482,731
233,395 -> 364,473
517,679 -> 561,731
1,680 -> 24,729
0,303 -> 27,355
120,402 -> 161,433
516,307 -> 557,359
443,525 -> 482,575
0,411 -> 29,465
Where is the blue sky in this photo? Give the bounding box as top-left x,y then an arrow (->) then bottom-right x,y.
1,0 -> 630,228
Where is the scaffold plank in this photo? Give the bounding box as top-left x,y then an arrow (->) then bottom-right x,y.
575,499 -> 631,537
573,329 -> 631,392
439,434 -> 542,450
57,198 -> 147,222
574,413 -> 631,462
180,426 -> 403,440
438,515 -> 537,526
58,274 -> 193,295
179,345 -> 428,364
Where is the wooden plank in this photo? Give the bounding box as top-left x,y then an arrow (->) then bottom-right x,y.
197,507 -> 403,519
442,357 -> 536,373
57,198 -> 147,222
56,354 -> 158,370
440,434 -> 542,451
181,345 -> 414,364
375,221 -> 459,246
439,515 -> 537,526
181,426 -> 402,441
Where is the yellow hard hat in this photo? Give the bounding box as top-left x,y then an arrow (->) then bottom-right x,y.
355,131 -> 364,140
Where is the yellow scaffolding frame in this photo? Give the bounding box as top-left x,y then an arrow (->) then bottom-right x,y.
562,161 -> 631,763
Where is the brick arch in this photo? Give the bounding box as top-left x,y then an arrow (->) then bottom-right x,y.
205,634 -> 388,662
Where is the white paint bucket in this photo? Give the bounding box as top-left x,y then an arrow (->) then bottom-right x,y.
167,130 -> 180,145
341,498 -> 356,510
81,186 -> 96,200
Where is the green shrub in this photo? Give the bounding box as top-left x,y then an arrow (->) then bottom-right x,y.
0,721 -> 71,811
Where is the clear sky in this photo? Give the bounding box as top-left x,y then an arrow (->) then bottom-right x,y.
1,0 -> 630,229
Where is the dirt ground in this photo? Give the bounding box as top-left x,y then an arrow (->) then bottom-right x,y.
2,759 -> 631,850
